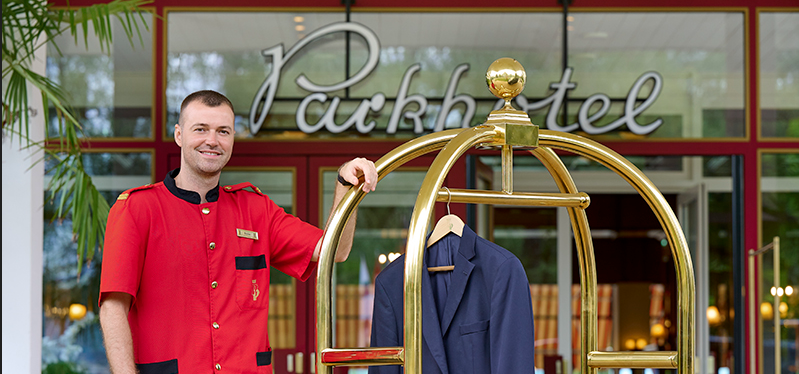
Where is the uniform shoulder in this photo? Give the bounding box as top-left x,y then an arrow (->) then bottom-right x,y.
222,182 -> 264,196
116,183 -> 158,202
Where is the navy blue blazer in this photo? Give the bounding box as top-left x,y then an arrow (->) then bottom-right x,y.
369,225 -> 536,374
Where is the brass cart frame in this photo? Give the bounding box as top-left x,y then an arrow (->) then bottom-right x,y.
315,62 -> 695,374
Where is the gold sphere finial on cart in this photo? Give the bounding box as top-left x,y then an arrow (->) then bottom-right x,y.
486,57 -> 526,105
481,57 -> 537,149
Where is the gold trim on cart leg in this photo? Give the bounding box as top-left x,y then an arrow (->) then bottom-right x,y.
315,58 -> 695,374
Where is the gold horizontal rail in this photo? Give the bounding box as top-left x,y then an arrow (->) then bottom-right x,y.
437,188 -> 590,209
320,347 -> 404,366
587,351 -> 678,369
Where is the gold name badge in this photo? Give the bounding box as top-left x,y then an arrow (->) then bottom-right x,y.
236,229 -> 259,240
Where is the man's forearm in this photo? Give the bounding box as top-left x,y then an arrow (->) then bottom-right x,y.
315,181 -> 358,262
313,157 -> 378,262
100,297 -> 137,374
331,181 -> 358,262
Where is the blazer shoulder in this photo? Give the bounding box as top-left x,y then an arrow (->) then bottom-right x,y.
375,254 -> 405,283
475,235 -> 518,261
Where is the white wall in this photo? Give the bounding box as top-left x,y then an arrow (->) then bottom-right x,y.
2,43 -> 45,374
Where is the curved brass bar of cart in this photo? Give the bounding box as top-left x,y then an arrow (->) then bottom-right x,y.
316,129 -> 463,373
403,125 -> 505,373
538,129 -> 695,374
316,126 -> 694,374
530,147 -> 597,374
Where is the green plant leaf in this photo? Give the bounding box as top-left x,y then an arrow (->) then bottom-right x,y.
3,0 -> 152,277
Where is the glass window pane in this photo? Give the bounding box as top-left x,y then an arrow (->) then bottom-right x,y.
759,12 -> 799,138
46,14 -> 153,139
43,152 -> 152,372
165,11 -> 748,141
708,192 -> 735,371
760,152 -> 799,374
761,146 -> 799,374
166,12 -> 565,140
703,156 -> 733,177
568,12 -> 745,140
762,153 -> 799,177
166,12 -> 346,138
350,12 -> 563,138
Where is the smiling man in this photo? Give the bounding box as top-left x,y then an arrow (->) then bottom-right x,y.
173,94 -> 236,202
98,90 -> 378,374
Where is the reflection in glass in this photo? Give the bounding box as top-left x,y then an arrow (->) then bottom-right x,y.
166,12 -> 348,138
46,14 -> 153,138
568,12 -> 746,139
165,11 -> 746,140
703,156 -> 733,177
759,12 -> 799,138
761,152 -> 799,374
708,192 -> 735,371
167,12 -> 564,139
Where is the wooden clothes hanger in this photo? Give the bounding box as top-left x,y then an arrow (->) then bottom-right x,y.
427,187 -> 463,272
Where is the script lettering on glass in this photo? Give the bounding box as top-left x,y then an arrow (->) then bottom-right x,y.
250,21 -> 663,136
501,67 -> 663,135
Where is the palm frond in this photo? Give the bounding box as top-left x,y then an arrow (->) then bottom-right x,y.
2,0 -> 152,277
44,149 -> 111,278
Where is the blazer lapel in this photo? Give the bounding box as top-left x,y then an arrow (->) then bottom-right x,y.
422,256 -> 449,374
440,226 -> 476,336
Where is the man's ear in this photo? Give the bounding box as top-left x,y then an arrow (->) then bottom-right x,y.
174,124 -> 182,147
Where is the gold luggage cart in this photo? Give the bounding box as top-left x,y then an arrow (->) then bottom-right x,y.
316,58 -> 695,374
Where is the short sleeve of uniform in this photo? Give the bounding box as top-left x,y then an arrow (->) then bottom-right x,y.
261,195 -> 323,281
99,193 -> 148,307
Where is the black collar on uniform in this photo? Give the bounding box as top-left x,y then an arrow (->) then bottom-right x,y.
164,168 -> 220,204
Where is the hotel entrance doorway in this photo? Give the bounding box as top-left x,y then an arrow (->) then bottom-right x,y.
484,154 -> 734,374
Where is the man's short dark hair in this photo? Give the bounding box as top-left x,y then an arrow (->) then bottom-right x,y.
178,90 -> 235,125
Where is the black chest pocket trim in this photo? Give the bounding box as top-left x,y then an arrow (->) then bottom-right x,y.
256,350 -> 272,366
136,358 -> 178,374
236,255 -> 267,270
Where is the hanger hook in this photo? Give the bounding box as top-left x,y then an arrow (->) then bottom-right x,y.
444,187 -> 452,215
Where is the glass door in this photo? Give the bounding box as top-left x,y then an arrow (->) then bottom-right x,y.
753,236 -> 788,374
678,184 -> 711,373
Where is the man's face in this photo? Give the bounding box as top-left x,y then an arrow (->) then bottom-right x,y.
174,101 -> 235,178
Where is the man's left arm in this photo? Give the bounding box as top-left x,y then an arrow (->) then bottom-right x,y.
312,157 -> 378,262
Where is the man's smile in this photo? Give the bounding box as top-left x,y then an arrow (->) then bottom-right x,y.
198,150 -> 221,157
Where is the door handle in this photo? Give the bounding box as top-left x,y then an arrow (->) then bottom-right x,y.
296,352 -> 304,373
311,352 -> 315,373
287,353 -> 295,373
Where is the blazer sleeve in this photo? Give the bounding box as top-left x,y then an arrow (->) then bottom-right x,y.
490,256 -> 536,373
368,272 -> 402,374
